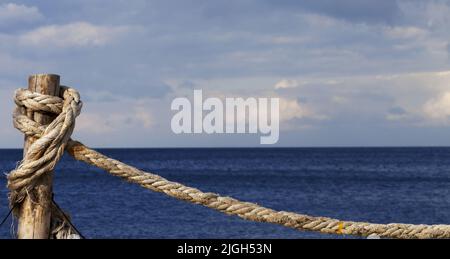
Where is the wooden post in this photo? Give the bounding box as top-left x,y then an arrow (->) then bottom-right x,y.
17,74 -> 60,239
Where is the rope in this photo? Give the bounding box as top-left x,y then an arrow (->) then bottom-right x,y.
8,87 -> 82,205
52,195 -> 85,239
9,86 -> 450,239
9,86 -> 82,238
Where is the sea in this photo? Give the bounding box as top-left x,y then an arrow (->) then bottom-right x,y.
1,147 -> 450,239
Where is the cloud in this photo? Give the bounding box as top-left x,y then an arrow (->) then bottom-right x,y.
76,108 -> 153,134
76,113 -> 117,134
331,95 -> 348,104
274,79 -> 303,89
177,80 -> 197,89
265,0 -> 401,24
386,106 -> 409,121
0,3 -> 43,25
388,106 -> 407,115
2,1 -> 450,147
111,79 -> 173,99
447,43 -> 450,59
18,22 -> 133,48
384,26 -> 427,39
133,104 -> 153,128
271,70 -> 450,127
279,97 -> 323,122
423,92 -> 450,124
422,1 -> 450,29
0,52 -> 47,77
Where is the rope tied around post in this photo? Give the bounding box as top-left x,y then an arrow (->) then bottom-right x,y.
8,86 -> 82,238
8,86 -> 82,206
8,84 -> 450,239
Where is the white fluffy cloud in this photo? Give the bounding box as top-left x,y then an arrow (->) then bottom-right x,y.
278,97 -> 325,122
423,92 -> 450,124
0,3 -> 43,24
274,79 -> 303,89
268,70 -> 450,128
19,22 -> 133,48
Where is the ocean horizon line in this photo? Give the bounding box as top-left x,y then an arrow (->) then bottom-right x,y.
1,145 -> 450,150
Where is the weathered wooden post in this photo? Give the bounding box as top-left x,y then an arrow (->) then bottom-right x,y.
17,74 -> 60,239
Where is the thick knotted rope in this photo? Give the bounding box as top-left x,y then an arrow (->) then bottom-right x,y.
9,86 -> 450,239
9,87 -> 82,205
8,86 -> 82,238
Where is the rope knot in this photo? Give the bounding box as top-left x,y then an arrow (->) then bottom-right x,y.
6,84 -> 450,239
8,86 -> 82,209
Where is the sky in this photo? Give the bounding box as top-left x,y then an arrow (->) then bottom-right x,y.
0,0 -> 450,147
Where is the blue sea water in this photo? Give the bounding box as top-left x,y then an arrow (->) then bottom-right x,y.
1,147 -> 450,239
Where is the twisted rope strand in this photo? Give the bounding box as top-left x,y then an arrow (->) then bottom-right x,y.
9,86 -> 450,239
8,87 -> 82,206
64,140 -> 450,239
8,86 -> 82,238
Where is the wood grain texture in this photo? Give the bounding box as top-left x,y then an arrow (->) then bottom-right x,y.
17,74 -> 60,239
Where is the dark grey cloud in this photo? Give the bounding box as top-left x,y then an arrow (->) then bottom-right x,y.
388,106 -> 406,115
